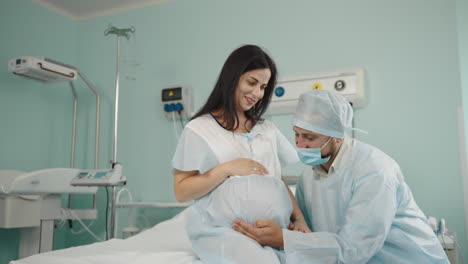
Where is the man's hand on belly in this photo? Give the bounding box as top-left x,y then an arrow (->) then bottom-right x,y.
232,219 -> 284,249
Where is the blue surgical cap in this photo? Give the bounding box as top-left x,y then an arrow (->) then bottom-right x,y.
293,90 -> 353,139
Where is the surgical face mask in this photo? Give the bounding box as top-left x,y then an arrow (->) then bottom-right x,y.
297,137 -> 332,166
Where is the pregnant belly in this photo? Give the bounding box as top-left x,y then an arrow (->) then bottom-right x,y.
195,175 -> 293,228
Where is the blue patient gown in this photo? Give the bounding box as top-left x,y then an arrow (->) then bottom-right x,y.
284,137 -> 449,264
172,115 -> 299,264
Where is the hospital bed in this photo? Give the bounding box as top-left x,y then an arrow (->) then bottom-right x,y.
11,208 -> 202,264
8,178 -> 298,264
10,202 -> 459,264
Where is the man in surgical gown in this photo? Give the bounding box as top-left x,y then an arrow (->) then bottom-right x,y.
233,90 -> 449,263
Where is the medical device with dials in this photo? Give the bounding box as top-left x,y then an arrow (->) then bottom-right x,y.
161,86 -> 193,120
71,164 -> 126,186
0,168 -> 98,258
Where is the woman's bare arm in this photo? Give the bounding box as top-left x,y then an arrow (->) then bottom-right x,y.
174,158 -> 268,202
173,165 -> 229,202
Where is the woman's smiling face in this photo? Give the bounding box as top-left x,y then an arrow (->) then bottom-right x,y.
234,68 -> 271,113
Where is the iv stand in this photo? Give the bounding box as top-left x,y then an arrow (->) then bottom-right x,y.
104,24 -> 135,239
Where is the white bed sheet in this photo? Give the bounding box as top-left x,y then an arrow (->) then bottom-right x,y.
11,208 -> 203,264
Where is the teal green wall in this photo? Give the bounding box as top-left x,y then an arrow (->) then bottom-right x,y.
0,1 -> 78,171
0,1 -> 78,263
457,0 -> 468,257
1,0 -> 467,263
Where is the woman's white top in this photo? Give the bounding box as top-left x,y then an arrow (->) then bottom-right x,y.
172,115 -> 298,226
172,114 -> 298,178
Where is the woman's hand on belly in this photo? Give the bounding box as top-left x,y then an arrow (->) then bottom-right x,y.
222,158 -> 268,177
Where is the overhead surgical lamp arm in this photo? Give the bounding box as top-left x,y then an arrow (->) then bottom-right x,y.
67,69 -> 101,214
76,70 -> 101,170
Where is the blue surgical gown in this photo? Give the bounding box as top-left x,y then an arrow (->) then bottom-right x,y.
284,136 -> 449,264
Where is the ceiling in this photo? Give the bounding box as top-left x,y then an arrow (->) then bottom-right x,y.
32,0 -> 174,21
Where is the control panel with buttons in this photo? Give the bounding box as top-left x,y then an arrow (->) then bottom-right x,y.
161,86 -> 193,120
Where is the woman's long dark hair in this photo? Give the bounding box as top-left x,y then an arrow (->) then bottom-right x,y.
191,44 -> 277,131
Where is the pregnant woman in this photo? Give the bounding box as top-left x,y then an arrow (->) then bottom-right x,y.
172,45 -> 309,264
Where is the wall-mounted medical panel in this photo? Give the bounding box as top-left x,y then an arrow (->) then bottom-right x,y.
267,68 -> 365,115
161,86 -> 193,120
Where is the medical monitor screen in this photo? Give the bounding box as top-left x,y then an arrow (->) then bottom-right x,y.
162,87 -> 182,102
